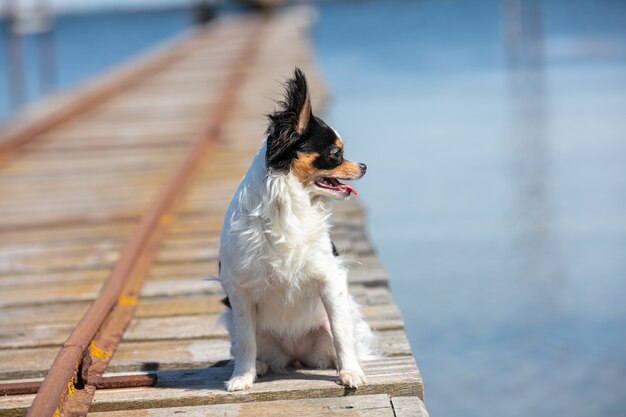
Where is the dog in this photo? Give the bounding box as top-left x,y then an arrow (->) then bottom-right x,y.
218,68 -> 373,392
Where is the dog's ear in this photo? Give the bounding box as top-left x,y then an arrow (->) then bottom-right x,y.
292,69 -> 312,135
266,68 -> 312,172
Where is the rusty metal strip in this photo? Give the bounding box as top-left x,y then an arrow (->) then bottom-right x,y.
24,15 -> 266,417
0,381 -> 41,396
0,374 -> 157,396
93,373 -> 158,390
0,25 -> 205,161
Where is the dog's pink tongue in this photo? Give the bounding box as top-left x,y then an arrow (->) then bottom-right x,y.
339,184 -> 358,196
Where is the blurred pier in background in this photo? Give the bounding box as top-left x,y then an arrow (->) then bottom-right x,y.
0,7 -> 426,417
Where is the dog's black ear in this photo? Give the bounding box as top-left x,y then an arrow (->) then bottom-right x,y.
281,67 -> 312,136
266,68 -> 312,172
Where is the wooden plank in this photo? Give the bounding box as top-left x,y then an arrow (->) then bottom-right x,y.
0,160 -> 185,185
0,296 -> 219,327
0,281 -> 102,308
88,394 -> 396,416
391,396 -> 430,417
1,358 -> 421,415
30,118 -> 204,144
123,304 -> 402,342
136,296 -> 225,318
122,306 -> 402,343
0,242 -> 123,277
0,347 -> 57,380
0,272 -> 224,309
0,330 -> 411,380
96,357 -> 423,411
145,257 -> 386,285
112,329 -> 404,375
0,269 -> 110,291
0,263 -> 387,308
0,303 -> 403,349
0,221 -> 136,245
0,285 -> 396,327
0,301 -> 90,327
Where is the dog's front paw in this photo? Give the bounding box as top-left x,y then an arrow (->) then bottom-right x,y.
226,373 -> 255,392
338,368 -> 367,388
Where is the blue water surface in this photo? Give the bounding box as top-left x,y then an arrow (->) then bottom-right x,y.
313,0 -> 626,416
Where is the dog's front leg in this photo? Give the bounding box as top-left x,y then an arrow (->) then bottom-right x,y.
320,274 -> 367,388
226,290 -> 257,391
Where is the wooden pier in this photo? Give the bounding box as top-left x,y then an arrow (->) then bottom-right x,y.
0,8 -> 426,417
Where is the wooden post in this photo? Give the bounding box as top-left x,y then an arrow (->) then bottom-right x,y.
3,0 -> 26,112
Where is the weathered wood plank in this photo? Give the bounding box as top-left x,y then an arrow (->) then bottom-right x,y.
0,277 -> 221,308
0,269 -> 110,292
0,303 -> 403,349
0,258 -> 386,308
0,295 -> 219,327
0,221 -> 136,245
0,330 -> 411,380
121,306 -> 402,344
106,330 -> 411,376
1,358 -> 422,416
96,357 -> 423,411
391,396 -> 430,417
0,285 -> 395,327
88,394 -> 396,416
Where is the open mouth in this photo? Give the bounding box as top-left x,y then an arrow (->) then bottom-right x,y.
314,177 -> 358,196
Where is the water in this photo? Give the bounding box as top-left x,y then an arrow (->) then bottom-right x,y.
313,0 -> 626,416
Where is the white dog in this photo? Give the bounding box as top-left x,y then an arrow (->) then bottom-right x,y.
219,68 -> 373,392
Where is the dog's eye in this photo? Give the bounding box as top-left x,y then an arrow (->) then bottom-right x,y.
329,147 -> 342,158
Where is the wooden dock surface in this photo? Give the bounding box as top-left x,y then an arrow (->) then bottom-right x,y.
0,8 -> 426,417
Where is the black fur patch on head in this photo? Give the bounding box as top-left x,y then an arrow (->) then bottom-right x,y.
266,68 -> 341,173
299,116 -> 344,170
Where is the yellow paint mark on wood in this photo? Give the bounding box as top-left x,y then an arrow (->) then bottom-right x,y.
160,214 -> 173,225
118,294 -> 137,306
90,340 -> 112,359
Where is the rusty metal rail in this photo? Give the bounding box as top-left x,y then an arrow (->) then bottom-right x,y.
0,374 -> 158,396
0,15 -> 266,417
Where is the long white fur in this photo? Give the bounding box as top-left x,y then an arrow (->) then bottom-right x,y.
219,140 -> 374,391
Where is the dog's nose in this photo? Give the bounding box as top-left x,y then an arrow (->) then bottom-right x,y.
359,163 -> 367,174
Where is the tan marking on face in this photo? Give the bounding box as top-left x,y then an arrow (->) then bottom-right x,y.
335,137 -> 344,150
292,152 -> 363,186
323,160 -> 362,180
292,152 -> 319,184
